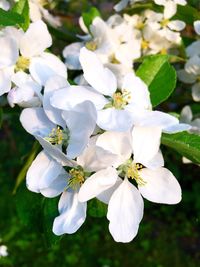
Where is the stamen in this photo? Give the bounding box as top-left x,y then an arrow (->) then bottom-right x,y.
141,39 -> 149,50
85,41 -> 98,51
125,162 -> 146,186
15,56 -> 30,72
161,19 -> 170,28
68,168 -> 85,190
44,127 -> 69,146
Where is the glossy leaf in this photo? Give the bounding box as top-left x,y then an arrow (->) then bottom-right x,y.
12,0 -> 30,30
136,55 -> 177,107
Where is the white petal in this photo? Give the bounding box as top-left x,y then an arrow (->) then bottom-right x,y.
107,178 -> 144,243
138,167 -> 182,204
143,150 -> 164,170
29,52 -> 67,86
132,126 -> 162,166
114,0 -> 129,11
77,143 -> 119,172
164,1 -> 177,19
192,83 -> 200,102
35,135 -> 76,167
62,101 -> 97,159
134,110 -> 179,129
185,55 -> 200,76
20,20 -> 52,57
194,21 -> 200,35
97,177 -> 123,204
122,72 -> 151,110
186,40 -> 200,58
40,174 -> 68,198
26,150 -> 62,193
78,167 -> 118,202
163,123 -> 191,133
79,47 -> 117,96
97,108 -> 134,132
63,42 -> 83,70
53,190 -> 87,235
180,105 -> 193,123
177,69 -> 197,84
51,85 -> 108,111
43,76 -> 69,127
0,36 -> 18,67
96,131 -> 132,166
20,107 -> 55,136
0,67 -> 13,96
168,20 -> 185,31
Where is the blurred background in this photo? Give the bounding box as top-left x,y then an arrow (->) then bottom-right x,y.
0,0 -> 200,266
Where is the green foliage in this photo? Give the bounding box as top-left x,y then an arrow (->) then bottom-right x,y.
162,132 -> 200,164
174,4 -> 200,25
0,8 -> 24,27
13,141 -> 40,194
82,7 -> 101,30
88,198 -> 107,218
136,55 -> 177,107
0,107 -> 3,128
12,0 -> 30,31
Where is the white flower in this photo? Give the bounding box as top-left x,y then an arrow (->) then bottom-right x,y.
51,48 -> 151,132
194,20 -> 200,35
78,131 -> 182,243
114,0 -> 145,12
145,10 -> 185,44
180,105 -> 200,134
7,71 -> 42,107
0,0 -> 10,11
0,245 -> 8,257
29,0 -> 61,27
154,0 -> 187,19
178,55 -> 200,102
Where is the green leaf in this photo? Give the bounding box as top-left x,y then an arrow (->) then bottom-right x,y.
0,8 -> 24,26
0,108 -> 3,128
162,131 -> 200,164
13,141 -> 40,194
15,183 -> 43,230
174,4 -> 200,25
136,55 -> 177,107
82,7 -> 101,30
12,0 -> 30,30
42,198 -> 61,247
88,198 -> 107,218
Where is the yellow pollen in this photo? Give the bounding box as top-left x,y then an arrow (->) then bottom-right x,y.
161,19 -> 170,28
44,127 -> 66,145
85,41 -> 98,51
110,54 -> 120,64
38,0 -> 48,7
136,21 -> 145,30
160,48 -> 167,55
141,39 -> 149,50
126,163 -> 146,186
15,56 -> 30,72
68,168 -> 85,190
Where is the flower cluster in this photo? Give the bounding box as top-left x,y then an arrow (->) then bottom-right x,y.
1,0 -> 199,243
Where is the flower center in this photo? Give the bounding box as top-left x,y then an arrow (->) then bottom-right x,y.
119,160 -> 146,186
160,48 -> 167,54
141,39 -> 149,50
68,167 -> 85,190
85,40 -> 98,51
44,127 -> 69,146
161,19 -> 170,28
109,54 -> 120,64
15,56 -> 30,72
136,21 -> 145,30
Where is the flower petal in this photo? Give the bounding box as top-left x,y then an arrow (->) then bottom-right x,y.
107,178 -> 144,243
53,190 -> 87,235
132,126 -> 162,166
138,167 -> 182,204
0,36 -> 18,67
63,42 -> 83,70
20,20 -> 52,58
43,76 -> 69,127
78,167 -> 118,202
97,108 -> 134,132
29,52 -> 67,86
26,150 -> 62,193
79,47 -> 117,96
194,20 -> 200,35
62,101 -> 97,159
